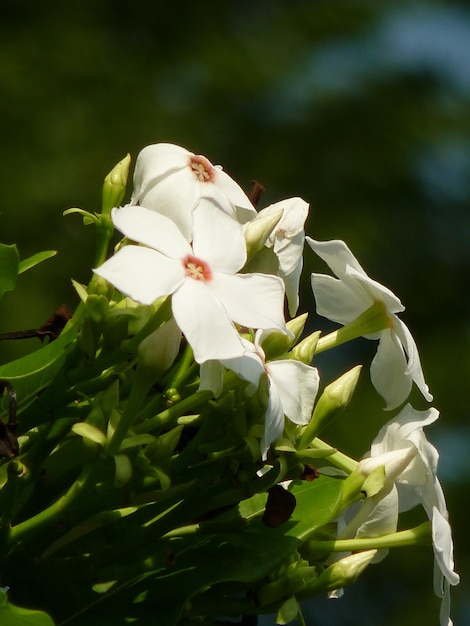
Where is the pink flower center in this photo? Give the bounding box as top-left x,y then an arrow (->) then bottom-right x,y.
190,155 -> 215,182
183,255 -> 212,281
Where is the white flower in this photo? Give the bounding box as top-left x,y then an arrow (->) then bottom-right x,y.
130,143 -> 256,241
255,197 -> 309,316
352,405 -> 459,625
307,237 -> 432,410
201,331 -> 319,458
94,201 -> 286,364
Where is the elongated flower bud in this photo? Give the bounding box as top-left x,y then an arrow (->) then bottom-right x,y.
102,154 -> 131,215
286,313 -> 308,345
290,330 -> 321,364
299,365 -> 362,447
244,208 -> 284,261
312,549 -> 377,592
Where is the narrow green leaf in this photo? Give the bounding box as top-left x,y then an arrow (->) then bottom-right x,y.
114,453 -> 132,487
72,422 -> 107,446
77,476 -> 343,626
0,243 -> 19,298
120,434 -> 156,451
18,250 -> 57,274
0,319 -> 79,408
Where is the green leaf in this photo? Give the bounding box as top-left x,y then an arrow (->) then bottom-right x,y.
67,476 -> 343,626
119,434 -> 156,451
0,319 -> 79,409
114,453 -> 132,487
0,243 -> 19,298
18,250 -> 57,274
0,590 -> 55,626
72,422 -> 107,447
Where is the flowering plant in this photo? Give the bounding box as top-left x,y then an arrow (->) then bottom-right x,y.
0,144 -> 459,626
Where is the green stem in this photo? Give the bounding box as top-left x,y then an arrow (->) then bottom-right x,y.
302,521 -> 431,557
163,342 -> 195,390
315,301 -> 391,355
93,214 -> 114,268
310,437 -> 358,474
133,390 -> 213,435
106,371 -> 153,455
9,458 -> 106,549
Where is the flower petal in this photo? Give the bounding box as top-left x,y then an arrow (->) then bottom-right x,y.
268,360 -> 319,425
261,379 -> 285,459
432,507 -> 460,589
210,272 -> 286,332
274,230 -> 305,279
307,237 -> 366,280
393,317 -> 433,402
347,266 -> 404,314
111,205 -> 191,259
212,168 -> 256,217
370,328 -> 412,410
171,279 -> 245,363
354,487 -> 399,540
373,404 -> 440,451
192,198 -> 246,273
132,167 -> 199,242
94,245 -> 184,304
222,351 -> 265,388
311,273 -> 368,325
132,143 -> 192,193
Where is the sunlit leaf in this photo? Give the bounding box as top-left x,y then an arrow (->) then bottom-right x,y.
0,590 -> 55,626
72,422 -> 107,446
18,250 -> 57,274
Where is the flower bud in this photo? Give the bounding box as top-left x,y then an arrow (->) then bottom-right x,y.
312,549 -> 377,593
299,366 -> 362,447
290,331 -> 321,364
259,329 -> 292,360
102,154 -> 131,215
243,208 -> 284,262
286,313 -> 308,346
358,447 -> 417,493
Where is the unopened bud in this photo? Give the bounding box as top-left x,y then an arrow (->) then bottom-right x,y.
102,154 -> 131,215
244,208 -> 283,261
314,549 -> 377,592
300,365 -> 362,447
358,447 -> 417,494
290,331 -> 321,364
259,329 -> 292,359
286,313 -> 308,346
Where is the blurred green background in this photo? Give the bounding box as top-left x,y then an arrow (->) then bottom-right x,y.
0,1 -> 468,624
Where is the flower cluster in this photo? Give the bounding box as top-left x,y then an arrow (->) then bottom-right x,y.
0,143 -> 459,626
93,143 -> 458,625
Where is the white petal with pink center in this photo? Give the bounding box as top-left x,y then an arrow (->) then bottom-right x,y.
94,202 -> 286,364
130,143 -> 256,241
